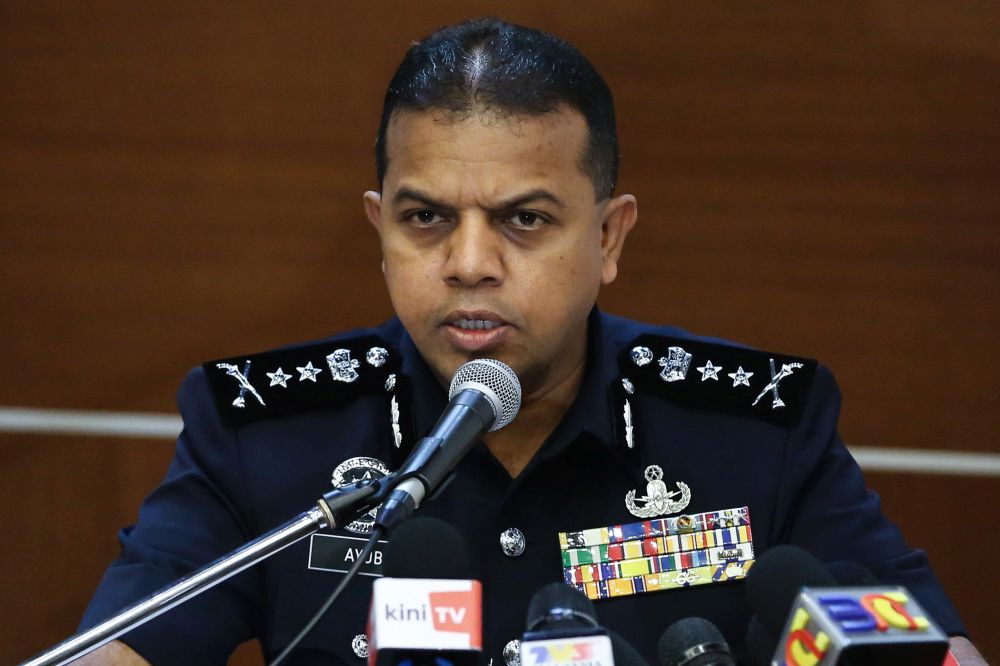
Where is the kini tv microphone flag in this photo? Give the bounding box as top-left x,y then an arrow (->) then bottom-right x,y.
367,517 -> 482,666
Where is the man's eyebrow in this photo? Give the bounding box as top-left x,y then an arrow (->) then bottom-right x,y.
490,189 -> 566,210
391,187 -> 450,209
390,187 -> 566,210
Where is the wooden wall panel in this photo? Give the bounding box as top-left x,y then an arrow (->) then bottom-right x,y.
2,2 -> 997,663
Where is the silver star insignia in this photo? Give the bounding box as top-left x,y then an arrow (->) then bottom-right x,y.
267,367 -> 292,388
728,366 -> 754,388
296,362 -> 322,382
696,360 -> 723,381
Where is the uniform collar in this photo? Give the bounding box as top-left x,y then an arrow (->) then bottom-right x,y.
388,308 -> 629,466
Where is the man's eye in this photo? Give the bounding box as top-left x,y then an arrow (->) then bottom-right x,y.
506,211 -> 545,229
408,210 -> 445,226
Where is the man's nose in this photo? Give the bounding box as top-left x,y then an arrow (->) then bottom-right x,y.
442,215 -> 504,288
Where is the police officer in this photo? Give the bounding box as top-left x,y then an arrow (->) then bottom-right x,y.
77,18 -> 984,665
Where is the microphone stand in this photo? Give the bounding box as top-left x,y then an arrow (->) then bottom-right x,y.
23,477 -> 392,666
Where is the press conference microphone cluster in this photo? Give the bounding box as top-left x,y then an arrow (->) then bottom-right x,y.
367,517 -> 482,666
521,582 -> 650,666
745,545 -> 949,665
376,358 -> 521,530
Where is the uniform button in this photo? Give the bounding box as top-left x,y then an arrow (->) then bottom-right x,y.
351,633 -> 369,659
503,639 -> 522,666
500,527 -> 527,557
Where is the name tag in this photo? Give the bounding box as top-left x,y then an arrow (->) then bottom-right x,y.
308,533 -> 388,577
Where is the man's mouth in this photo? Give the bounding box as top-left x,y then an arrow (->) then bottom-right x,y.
450,318 -> 504,331
441,311 -> 511,352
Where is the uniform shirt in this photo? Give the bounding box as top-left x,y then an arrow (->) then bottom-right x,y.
80,310 -> 965,664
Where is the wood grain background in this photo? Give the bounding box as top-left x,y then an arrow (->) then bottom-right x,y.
2,2 -> 997,663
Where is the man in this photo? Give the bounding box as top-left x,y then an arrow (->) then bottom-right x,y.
77,18 -> 980,665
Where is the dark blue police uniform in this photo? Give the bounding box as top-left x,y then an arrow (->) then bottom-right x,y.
80,310 -> 965,664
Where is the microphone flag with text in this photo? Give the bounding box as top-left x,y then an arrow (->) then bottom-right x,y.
745,546 -> 948,666
520,582 -> 636,666
367,517 -> 482,666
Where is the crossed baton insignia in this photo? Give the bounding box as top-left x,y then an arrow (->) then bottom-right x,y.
216,360 -> 266,408
752,358 -> 803,410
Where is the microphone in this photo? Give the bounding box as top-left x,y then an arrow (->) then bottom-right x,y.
367,517 -> 482,666
376,358 -> 521,529
746,546 -> 948,665
658,617 -> 735,666
745,546 -> 837,641
745,550 -> 866,665
521,583 -> 650,666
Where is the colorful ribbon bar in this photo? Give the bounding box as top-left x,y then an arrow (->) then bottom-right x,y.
574,559 -> 755,600
561,524 -> 753,567
559,506 -> 750,550
558,506 -> 754,600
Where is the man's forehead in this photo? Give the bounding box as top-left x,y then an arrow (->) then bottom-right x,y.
381,106 -> 592,200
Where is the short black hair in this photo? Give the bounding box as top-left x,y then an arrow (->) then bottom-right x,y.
375,17 -> 618,200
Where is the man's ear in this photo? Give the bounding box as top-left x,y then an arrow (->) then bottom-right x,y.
600,193 -> 638,285
363,191 -> 383,232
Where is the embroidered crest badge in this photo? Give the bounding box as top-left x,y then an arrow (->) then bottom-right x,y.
625,465 -> 691,518
331,456 -> 391,533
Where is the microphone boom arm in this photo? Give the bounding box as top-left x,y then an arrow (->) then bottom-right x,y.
23,478 -> 389,666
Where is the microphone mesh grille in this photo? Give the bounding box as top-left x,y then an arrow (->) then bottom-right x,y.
448,358 -> 522,431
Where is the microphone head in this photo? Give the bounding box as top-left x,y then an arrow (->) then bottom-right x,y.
448,358 -> 521,431
608,630 -> 652,666
658,617 -> 734,666
526,582 -> 599,631
745,545 -> 836,636
744,615 -> 776,666
382,516 -> 472,579
825,560 -> 879,585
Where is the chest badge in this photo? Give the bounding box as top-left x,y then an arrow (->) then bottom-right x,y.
331,456 -> 391,533
625,465 -> 691,518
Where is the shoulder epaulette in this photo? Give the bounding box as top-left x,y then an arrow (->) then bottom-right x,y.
617,333 -> 817,427
203,334 -> 401,428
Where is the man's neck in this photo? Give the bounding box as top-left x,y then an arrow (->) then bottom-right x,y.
482,358 -> 586,478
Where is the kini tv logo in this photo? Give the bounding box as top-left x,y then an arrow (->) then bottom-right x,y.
368,578 -> 483,654
779,586 -> 947,666
381,590 -> 477,634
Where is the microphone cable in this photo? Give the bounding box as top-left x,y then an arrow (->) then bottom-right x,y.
269,523 -> 385,666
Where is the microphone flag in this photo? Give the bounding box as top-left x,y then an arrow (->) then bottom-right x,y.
367,577 -> 482,666
772,585 -> 947,666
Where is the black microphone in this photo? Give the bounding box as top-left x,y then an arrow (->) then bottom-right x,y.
745,545 -> 837,640
368,517 -> 482,666
744,616 -> 774,666
824,561 -> 879,587
381,516 -> 473,579
658,617 -> 734,666
376,359 -> 521,530
745,552 -> 869,665
521,583 -> 650,666
609,631 -> 652,666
